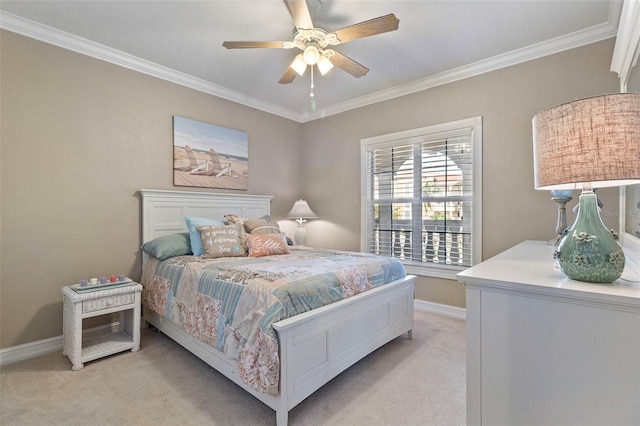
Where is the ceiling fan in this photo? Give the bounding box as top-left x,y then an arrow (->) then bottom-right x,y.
222,0 -> 399,91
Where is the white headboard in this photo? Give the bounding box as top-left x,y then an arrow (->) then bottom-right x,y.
139,189 -> 273,244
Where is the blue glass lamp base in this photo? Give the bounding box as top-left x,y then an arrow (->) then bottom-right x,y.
554,192 -> 625,283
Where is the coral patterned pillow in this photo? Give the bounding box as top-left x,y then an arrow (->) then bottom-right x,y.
246,233 -> 291,257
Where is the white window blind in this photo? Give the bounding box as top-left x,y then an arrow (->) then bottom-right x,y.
361,117 -> 482,279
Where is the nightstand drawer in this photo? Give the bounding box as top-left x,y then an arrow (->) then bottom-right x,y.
83,293 -> 136,313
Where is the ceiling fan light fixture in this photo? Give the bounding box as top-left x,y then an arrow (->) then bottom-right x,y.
223,2 -> 400,89
290,54 -> 307,76
317,55 -> 334,75
303,45 -> 320,65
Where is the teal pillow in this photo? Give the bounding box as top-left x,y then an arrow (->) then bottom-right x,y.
141,233 -> 192,260
185,216 -> 226,256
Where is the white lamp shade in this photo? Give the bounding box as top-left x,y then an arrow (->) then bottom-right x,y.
287,200 -> 318,219
317,56 -> 334,75
303,45 -> 320,65
290,54 -> 307,76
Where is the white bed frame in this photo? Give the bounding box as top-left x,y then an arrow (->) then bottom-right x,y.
139,189 -> 415,425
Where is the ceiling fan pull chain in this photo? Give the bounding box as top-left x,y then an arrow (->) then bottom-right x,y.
310,66 -> 315,98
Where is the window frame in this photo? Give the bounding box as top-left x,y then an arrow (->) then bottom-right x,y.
360,117 -> 483,279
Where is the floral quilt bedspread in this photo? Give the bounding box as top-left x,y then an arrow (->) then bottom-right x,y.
142,247 -> 406,395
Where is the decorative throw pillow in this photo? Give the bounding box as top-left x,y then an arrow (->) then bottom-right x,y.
197,224 -> 246,258
223,214 -> 246,225
246,233 -> 291,257
225,214 -> 278,251
141,232 -> 192,260
243,216 -> 281,234
185,216 -> 226,256
224,214 -> 250,249
225,214 -> 270,227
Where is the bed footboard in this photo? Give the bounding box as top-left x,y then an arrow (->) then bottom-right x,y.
273,274 -> 415,425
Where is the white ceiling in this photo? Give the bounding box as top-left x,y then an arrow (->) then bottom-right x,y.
0,0 -> 622,122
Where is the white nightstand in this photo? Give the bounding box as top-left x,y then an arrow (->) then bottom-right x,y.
62,282 -> 142,370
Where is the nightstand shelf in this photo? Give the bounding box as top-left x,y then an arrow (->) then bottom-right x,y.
80,326 -> 136,362
62,283 -> 142,370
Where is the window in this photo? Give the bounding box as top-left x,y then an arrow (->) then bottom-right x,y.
361,117 -> 482,279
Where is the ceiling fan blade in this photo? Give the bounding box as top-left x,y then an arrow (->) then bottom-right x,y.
222,41 -> 287,49
330,51 -> 369,78
279,67 -> 298,84
283,0 -> 313,30
332,14 -> 399,44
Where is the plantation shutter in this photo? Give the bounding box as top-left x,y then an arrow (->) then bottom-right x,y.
361,118 -> 481,277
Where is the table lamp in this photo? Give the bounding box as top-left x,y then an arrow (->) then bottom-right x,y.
287,199 -> 318,246
548,189 -> 573,246
533,93 -> 640,283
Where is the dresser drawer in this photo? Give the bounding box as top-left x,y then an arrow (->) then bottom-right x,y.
83,292 -> 136,313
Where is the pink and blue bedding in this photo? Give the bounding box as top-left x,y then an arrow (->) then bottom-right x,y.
142,247 -> 406,395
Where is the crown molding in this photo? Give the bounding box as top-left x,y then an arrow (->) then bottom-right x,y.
1,3 -> 621,124
0,11 -> 304,122
304,3 -> 621,122
611,0 -> 640,90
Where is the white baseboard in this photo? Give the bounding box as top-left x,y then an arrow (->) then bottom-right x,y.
0,323 -> 117,367
414,299 -> 466,320
2,301 -> 466,367
0,335 -> 62,367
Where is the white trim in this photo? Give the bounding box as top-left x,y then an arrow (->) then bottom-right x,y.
0,335 -> 61,367
612,0 -> 640,277
0,300 -> 466,367
0,4 -> 621,124
414,299 -> 466,321
404,264 -> 465,281
611,0 -> 640,91
0,11 -> 300,122
0,323 -> 116,367
310,16 -> 620,122
0,301 -> 463,366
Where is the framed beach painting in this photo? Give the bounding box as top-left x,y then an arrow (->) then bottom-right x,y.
173,116 -> 248,190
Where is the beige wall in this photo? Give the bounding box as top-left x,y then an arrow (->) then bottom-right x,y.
0,30 -> 621,349
300,39 -> 620,307
0,31 -> 303,348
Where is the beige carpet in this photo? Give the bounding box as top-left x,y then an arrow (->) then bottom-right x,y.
0,311 -> 465,426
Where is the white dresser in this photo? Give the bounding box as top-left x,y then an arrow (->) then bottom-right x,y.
457,241 -> 640,426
